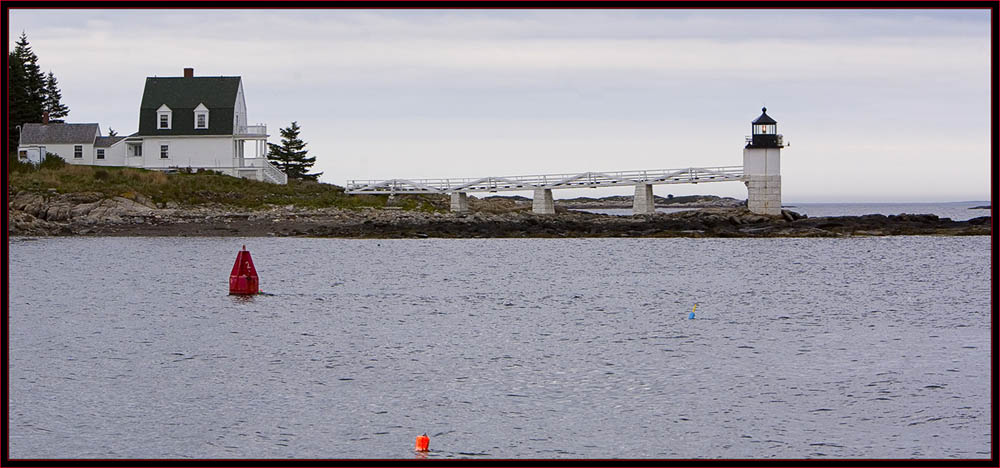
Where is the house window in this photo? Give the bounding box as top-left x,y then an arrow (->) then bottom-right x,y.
157,104 -> 172,130
194,103 -> 210,130
74,145 -> 83,159
97,149 -> 105,160
160,144 -> 169,159
130,144 -> 142,157
19,151 -> 28,160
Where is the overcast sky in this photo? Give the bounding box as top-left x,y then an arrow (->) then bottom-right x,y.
9,9 -> 991,202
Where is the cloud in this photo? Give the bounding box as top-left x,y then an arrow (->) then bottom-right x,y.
24,9 -> 982,41
15,10 -> 988,81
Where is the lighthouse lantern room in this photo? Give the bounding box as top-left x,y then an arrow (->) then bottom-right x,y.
748,107 -> 783,148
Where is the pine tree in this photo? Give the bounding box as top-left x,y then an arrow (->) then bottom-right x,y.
13,33 -> 46,122
267,121 -> 323,181
8,33 -> 72,153
8,52 -> 32,153
43,71 -> 70,119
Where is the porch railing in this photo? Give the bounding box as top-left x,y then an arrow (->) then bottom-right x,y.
235,124 -> 267,137
242,157 -> 287,184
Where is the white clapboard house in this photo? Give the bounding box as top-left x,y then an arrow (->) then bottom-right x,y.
17,68 -> 286,184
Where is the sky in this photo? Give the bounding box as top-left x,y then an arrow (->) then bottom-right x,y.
8,9 -> 992,202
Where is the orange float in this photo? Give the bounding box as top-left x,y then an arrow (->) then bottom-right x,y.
414,433 -> 429,452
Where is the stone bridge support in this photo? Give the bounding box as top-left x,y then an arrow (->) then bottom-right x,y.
745,176 -> 781,216
632,183 -> 655,215
532,188 -> 555,214
450,192 -> 469,213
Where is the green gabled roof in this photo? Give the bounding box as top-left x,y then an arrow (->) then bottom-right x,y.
140,76 -> 241,109
137,76 -> 241,136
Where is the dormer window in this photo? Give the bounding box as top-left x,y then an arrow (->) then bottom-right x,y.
194,103 -> 209,130
157,104 -> 172,130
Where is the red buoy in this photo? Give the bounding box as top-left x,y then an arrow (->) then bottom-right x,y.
229,245 -> 259,295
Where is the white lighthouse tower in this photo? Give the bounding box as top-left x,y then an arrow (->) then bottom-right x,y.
743,107 -> 784,215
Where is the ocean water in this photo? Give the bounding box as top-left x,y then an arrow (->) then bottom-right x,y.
575,201 -> 991,221
8,236 -> 992,459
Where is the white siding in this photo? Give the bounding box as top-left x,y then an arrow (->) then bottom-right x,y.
140,136 -> 234,169
742,148 -> 781,176
33,143 -> 96,165
233,80 -> 247,132
92,140 -> 128,166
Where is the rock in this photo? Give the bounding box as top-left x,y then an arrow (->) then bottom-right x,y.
781,209 -> 804,222
132,193 -> 158,209
44,204 -> 74,222
11,192 -> 47,217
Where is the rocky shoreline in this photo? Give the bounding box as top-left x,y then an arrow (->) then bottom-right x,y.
8,190 -> 991,238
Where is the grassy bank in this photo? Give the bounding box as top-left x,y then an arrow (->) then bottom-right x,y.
7,157 -> 442,211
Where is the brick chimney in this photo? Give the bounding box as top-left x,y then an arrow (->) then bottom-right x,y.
42,111 -> 49,124
184,67 -> 194,78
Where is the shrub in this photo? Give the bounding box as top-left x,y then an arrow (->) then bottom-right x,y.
8,153 -> 36,173
39,153 -> 66,170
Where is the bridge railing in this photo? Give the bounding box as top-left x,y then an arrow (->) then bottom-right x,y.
346,165 -> 745,194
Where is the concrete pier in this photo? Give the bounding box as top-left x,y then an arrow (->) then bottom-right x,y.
532,188 -> 555,214
450,192 -> 469,213
632,183 -> 655,215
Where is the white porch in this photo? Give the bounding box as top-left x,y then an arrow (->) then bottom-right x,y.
233,124 -> 285,183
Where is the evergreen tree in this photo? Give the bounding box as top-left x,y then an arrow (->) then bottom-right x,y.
8,52 -> 32,153
267,121 -> 322,181
13,32 -> 46,121
43,71 -> 70,119
8,33 -> 72,153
